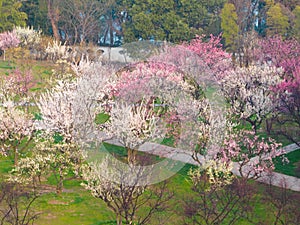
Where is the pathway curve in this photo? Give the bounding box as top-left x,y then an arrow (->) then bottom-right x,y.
106,139 -> 300,192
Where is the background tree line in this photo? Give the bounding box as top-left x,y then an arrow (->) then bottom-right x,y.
0,0 -> 300,47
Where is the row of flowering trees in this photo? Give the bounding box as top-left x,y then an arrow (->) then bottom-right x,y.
0,32 -> 299,224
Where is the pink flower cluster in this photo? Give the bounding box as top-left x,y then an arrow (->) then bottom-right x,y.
0,31 -> 20,51
5,69 -> 35,96
219,131 -> 284,179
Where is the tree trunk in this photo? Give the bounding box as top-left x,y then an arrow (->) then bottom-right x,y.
108,11 -> 114,46
266,118 -> 273,135
56,175 -> 63,194
127,148 -> 137,164
14,147 -> 18,166
47,0 -> 60,41
117,215 -> 122,225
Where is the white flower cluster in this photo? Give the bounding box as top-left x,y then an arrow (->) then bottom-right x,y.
81,156 -> 147,202
14,26 -> 41,47
9,139 -> 83,187
0,100 -> 34,142
107,102 -> 163,150
189,160 -> 234,191
221,64 -> 283,122
45,40 -> 70,61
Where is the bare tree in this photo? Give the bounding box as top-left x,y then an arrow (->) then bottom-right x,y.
59,0 -> 105,45
264,176 -> 300,225
82,155 -> 173,225
181,176 -> 255,225
0,182 -> 40,225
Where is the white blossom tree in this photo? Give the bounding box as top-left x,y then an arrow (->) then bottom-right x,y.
220,64 -> 283,133
0,100 -> 34,166
13,26 -> 41,48
36,61 -> 115,143
9,135 -> 84,193
82,155 -> 173,225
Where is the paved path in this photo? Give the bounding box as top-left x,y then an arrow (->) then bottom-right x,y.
106,139 -> 300,192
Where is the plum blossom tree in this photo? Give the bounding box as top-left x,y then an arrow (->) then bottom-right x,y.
13,26 -> 41,48
36,61 -> 115,143
112,59 -> 217,165
253,36 -> 300,145
82,156 -> 173,225
0,101 -> 34,166
220,64 -> 283,133
219,130 -> 284,180
4,69 -> 35,98
0,31 -> 20,61
148,35 -> 232,80
184,168 -> 255,225
183,34 -> 232,78
105,101 -> 164,163
9,136 -> 84,193
254,36 -> 300,76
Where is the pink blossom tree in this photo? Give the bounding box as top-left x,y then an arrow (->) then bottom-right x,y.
149,34 -> 232,81
0,31 -> 20,61
254,36 -> 300,76
5,69 -> 35,97
218,130 -> 284,180
253,36 -> 300,145
183,34 -> 232,78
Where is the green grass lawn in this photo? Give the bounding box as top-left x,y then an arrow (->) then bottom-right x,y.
0,60 -> 16,69
274,149 -> 300,178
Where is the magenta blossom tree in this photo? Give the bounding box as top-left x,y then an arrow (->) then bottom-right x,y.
254,36 -> 300,77
0,31 -> 20,61
183,34 -> 232,78
253,36 -> 300,145
149,34 -> 232,81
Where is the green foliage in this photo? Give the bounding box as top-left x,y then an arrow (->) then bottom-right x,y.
221,3 -> 239,52
123,0 -> 190,42
121,0 -> 224,43
292,6 -> 300,41
266,3 -> 289,38
53,132 -> 64,144
95,112 -> 110,125
20,0 -> 50,34
0,0 -> 27,32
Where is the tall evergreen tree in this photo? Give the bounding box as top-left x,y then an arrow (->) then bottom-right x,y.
292,5 -> 300,40
120,0 -> 225,43
0,0 -> 27,32
221,3 -> 239,52
266,2 -> 289,38
20,0 -> 51,34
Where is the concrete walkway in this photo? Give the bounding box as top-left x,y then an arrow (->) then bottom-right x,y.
106,139 -> 300,192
